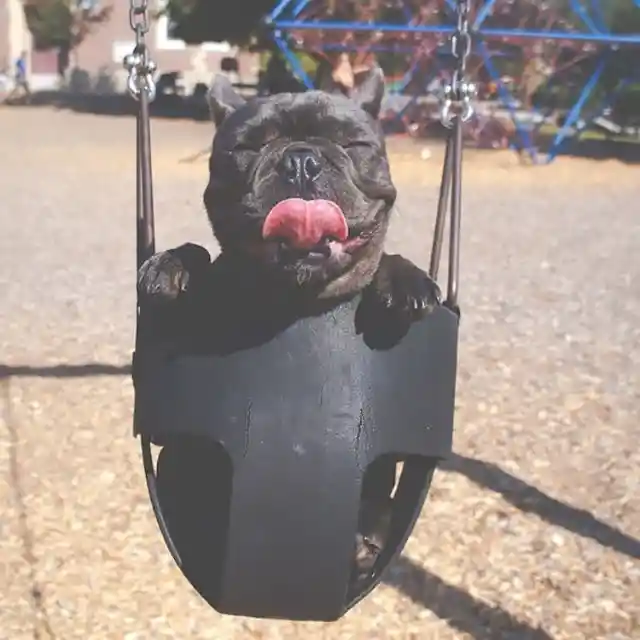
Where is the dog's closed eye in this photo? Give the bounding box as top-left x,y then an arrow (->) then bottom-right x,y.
234,134 -> 281,154
343,141 -> 372,151
233,143 -> 261,153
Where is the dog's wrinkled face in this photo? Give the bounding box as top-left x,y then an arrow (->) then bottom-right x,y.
203,68 -> 397,297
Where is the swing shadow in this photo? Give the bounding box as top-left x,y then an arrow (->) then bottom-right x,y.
439,453 -> 640,560
383,555 -> 553,639
0,363 -> 131,379
381,452 -> 638,638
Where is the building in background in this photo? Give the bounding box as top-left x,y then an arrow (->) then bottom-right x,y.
0,0 -> 259,94
0,0 -> 31,87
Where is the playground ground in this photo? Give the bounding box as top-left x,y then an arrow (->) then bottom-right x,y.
0,106 -> 638,640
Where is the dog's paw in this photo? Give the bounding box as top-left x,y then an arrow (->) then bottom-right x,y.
350,457 -> 396,591
137,243 -> 211,307
351,505 -> 391,591
369,253 -> 442,318
356,254 -> 441,349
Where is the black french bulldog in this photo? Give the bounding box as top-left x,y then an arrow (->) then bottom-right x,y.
137,68 -> 442,592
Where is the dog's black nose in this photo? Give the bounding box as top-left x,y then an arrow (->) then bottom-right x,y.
281,149 -> 322,190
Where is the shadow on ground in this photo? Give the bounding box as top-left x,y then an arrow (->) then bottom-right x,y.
384,555 -> 553,639
412,121 -> 640,164
440,453 -> 640,560
535,133 -> 640,164
4,90 -> 640,164
0,363 -> 131,378
3,90 -> 211,121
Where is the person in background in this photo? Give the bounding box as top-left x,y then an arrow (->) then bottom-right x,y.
6,50 -> 31,103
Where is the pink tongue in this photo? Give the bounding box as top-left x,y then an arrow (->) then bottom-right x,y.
262,198 -> 348,250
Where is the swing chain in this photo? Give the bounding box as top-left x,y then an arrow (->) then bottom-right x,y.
441,0 -> 476,127
124,0 -> 157,269
123,0 -> 157,102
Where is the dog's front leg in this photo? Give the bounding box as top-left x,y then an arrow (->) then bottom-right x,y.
351,255 -> 442,581
356,253 -> 442,350
137,243 -> 212,308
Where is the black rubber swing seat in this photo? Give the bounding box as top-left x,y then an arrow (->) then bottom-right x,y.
132,293 -> 459,622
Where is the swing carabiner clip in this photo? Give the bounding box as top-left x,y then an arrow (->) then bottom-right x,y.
124,48 -> 157,102
124,0 -> 157,103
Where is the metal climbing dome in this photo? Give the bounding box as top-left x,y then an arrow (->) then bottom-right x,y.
263,0 -> 640,163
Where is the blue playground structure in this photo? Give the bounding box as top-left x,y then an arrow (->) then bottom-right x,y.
263,0 -> 640,163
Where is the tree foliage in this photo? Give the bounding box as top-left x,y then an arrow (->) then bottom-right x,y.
164,0 -> 277,46
165,0 -> 640,44
23,0 -> 112,50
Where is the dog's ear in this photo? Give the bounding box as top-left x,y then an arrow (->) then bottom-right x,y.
351,66 -> 385,119
207,74 -> 246,127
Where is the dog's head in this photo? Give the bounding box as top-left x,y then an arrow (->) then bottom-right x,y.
203,67 -> 397,298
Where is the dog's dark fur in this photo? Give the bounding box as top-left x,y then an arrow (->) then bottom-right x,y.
137,68 -> 442,591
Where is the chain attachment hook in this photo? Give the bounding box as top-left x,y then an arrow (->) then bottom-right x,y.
123,0 -> 157,102
440,0 -> 477,128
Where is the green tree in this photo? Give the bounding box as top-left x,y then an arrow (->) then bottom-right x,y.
23,0 -> 112,51
164,0 -> 276,46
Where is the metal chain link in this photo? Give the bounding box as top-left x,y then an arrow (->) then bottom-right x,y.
441,0 -> 476,128
123,0 -> 157,101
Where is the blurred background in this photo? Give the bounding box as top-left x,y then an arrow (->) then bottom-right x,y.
3,0 -> 640,161
0,2 -> 639,639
